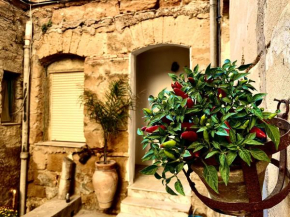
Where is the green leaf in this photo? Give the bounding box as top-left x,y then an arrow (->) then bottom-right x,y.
140,165 -> 158,175
222,97 -> 232,104
203,165 -> 219,193
219,162 -> 230,185
142,150 -> 154,161
251,108 -> 263,119
188,142 -> 203,149
150,113 -> 166,125
168,73 -> 177,81
221,113 -> 236,121
237,64 -> 252,71
197,126 -> 207,133
232,73 -> 248,81
205,150 -> 220,159
211,115 -> 219,124
181,98 -> 187,107
183,150 -> 191,158
238,149 -> 252,166
226,151 -> 237,166
216,128 -> 229,136
212,141 -> 220,149
250,149 -> 270,162
252,93 -> 266,102
264,123 -> 280,149
185,108 -> 202,114
137,128 -> 144,136
224,59 -> 231,64
229,129 -> 236,143
154,172 -> 162,180
245,139 -> 263,145
176,162 -> 184,173
175,179 -> 185,196
166,185 -> 178,195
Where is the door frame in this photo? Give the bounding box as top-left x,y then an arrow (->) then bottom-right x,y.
128,44 -> 192,185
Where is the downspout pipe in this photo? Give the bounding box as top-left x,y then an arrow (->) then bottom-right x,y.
20,20 -> 32,216
210,0 -> 221,67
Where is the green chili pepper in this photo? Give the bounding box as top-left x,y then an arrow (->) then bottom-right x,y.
200,114 -> 206,126
203,129 -> 210,144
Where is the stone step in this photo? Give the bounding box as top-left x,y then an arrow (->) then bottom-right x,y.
23,196 -> 81,217
128,188 -> 191,205
116,213 -> 147,217
120,197 -> 191,217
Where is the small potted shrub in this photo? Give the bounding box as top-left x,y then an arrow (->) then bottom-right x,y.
82,78 -> 134,210
137,60 -> 280,205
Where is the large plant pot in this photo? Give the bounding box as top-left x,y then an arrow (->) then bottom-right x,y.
191,160 -> 269,216
92,160 -> 118,210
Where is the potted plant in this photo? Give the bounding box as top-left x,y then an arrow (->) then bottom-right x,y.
137,60 -> 280,206
82,78 -> 134,210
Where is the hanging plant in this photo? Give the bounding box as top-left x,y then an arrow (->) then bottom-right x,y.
137,60 -> 280,195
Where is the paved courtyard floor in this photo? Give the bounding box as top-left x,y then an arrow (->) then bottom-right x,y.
75,209 -> 116,217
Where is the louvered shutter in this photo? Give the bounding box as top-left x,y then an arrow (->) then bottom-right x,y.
50,72 -> 85,142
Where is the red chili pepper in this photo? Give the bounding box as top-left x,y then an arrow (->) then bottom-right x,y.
161,117 -> 171,124
181,131 -> 198,142
250,127 -> 267,139
193,151 -> 200,158
173,88 -> 188,99
181,122 -> 195,130
218,88 -> 227,99
188,77 -> 195,84
171,81 -> 182,89
141,126 -> 147,131
224,121 -> 231,143
187,98 -> 194,108
145,125 -> 166,133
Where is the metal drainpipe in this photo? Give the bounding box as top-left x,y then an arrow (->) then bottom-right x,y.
20,20 -> 32,216
210,0 -> 221,67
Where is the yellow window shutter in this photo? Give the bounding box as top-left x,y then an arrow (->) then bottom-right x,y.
50,72 -> 85,142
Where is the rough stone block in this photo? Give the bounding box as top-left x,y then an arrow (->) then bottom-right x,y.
45,187 -> 58,200
34,170 -> 58,187
159,0 -> 181,7
32,150 -> 47,170
47,153 -> 67,172
120,0 -> 158,12
27,183 -> 46,198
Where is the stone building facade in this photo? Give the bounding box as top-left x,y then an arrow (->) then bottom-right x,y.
230,1 -> 290,217
0,0 -> 232,216
27,0 -> 214,213
0,0 -> 27,207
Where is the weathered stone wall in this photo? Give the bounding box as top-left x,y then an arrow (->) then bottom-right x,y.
27,0 -> 212,214
230,1 -> 290,217
0,0 -> 27,207
26,0 -> 226,215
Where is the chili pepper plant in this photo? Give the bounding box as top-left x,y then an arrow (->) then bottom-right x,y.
137,60 -> 280,195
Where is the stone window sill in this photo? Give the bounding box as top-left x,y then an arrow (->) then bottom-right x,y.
35,141 -> 86,148
0,122 -> 21,126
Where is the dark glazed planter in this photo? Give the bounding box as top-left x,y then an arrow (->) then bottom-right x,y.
92,160 -> 118,210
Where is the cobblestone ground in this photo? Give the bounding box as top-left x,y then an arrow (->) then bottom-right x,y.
74,209 -> 116,217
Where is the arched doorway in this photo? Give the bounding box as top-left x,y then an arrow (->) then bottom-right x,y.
129,44 -> 191,184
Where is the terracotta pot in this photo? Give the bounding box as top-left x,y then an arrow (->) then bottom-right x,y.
191,160 -> 269,216
92,160 -> 118,210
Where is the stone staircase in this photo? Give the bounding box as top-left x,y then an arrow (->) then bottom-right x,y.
117,166 -> 192,217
